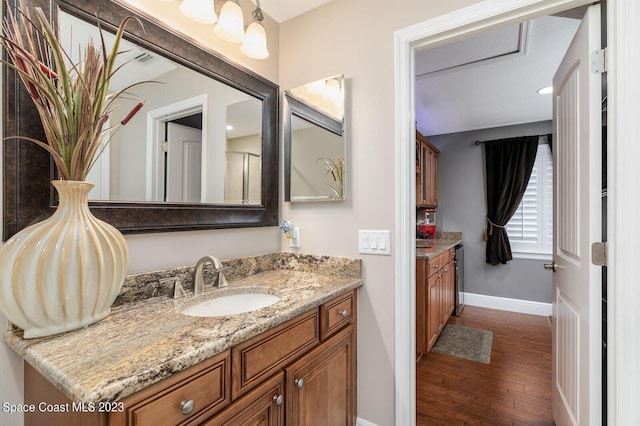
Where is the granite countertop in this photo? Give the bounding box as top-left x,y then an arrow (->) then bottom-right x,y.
3,253 -> 362,404
415,232 -> 463,259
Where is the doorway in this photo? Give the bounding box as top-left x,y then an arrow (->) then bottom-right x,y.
392,0 -> 636,425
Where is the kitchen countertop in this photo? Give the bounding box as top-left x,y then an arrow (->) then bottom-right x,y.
3,253 -> 362,403
415,232 -> 463,259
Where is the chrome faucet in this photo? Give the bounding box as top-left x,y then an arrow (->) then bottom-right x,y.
193,256 -> 229,292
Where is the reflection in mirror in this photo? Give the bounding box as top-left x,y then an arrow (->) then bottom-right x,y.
59,12 -> 262,205
3,0 -> 279,238
284,75 -> 345,202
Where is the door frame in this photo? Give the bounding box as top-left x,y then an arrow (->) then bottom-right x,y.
145,94 -> 208,201
394,0 -> 640,425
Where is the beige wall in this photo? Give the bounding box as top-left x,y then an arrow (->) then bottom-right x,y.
0,1 -> 487,425
279,1 -> 480,423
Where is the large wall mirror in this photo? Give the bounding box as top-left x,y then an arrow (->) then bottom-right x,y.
284,75 -> 345,202
3,0 -> 278,239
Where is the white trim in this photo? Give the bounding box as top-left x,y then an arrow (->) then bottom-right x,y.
394,1 -> 606,425
463,292 -> 552,317
607,1 -> 640,424
356,417 -> 381,426
145,94 -> 208,201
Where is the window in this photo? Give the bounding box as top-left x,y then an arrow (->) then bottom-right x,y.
506,142 -> 553,260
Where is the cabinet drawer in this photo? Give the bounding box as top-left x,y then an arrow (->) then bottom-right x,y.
320,290 -> 356,340
124,351 -> 230,426
428,252 -> 447,277
232,309 -> 319,399
428,248 -> 454,277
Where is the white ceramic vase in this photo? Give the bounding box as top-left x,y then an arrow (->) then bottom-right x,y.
0,180 -> 128,338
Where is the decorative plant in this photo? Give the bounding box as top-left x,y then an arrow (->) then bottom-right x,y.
0,5 -> 147,181
317,155 -> 344,199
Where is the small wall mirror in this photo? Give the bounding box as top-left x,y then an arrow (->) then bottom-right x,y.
284,75 -> 345,202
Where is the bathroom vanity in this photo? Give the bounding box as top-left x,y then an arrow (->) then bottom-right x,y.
4,253 -> 361,425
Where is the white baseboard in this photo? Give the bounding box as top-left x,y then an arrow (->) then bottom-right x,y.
356,417 -> 380,426
463,292 -> 552,316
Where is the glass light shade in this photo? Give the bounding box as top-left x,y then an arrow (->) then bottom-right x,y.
179,0 -> 217,24
214,1 -> 245,43
241,21 -> 269,59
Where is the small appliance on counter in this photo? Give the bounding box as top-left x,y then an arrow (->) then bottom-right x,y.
416,209 -> 436,239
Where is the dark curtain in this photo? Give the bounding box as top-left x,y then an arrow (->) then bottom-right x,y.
484,136 -> 539,265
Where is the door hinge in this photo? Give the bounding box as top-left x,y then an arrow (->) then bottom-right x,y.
591,241 -> 608,267
161,141 -> 168,152
591,48 -> 607,74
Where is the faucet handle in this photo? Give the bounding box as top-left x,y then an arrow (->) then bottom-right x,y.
160,277 -> 187,299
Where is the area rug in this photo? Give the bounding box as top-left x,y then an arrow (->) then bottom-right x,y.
431,324 -> 493,364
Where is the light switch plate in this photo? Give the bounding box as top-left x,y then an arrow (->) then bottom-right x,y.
359,230 -> 391,255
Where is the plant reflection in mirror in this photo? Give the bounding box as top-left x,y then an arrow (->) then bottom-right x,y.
0,4 -> 151,180
317,156 -> 344,199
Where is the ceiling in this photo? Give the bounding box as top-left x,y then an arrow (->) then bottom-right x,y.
261,1 -> 584,139
415,13 -> 582,137
255,0 -> 333,23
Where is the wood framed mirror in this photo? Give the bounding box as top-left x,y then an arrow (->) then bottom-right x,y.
2,0 -> 279,239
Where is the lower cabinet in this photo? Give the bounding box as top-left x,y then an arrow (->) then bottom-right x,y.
285,326 -> 355,425
416,249 -> 456,356
201,372 -> 285,426
24,290 -> 357,426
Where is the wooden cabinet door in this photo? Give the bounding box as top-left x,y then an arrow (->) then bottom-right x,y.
445,260 -> 455,319
285,326 -> 355,426
416,131 -> 439,207
201,373 -> 284,426
416,260 -> 427,357
427,148 -> 439,206
427,273 -> 440,351
416,141 -> 423,205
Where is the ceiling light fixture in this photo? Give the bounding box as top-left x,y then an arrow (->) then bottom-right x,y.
537,86 -> 553,95
214,0 -> 245,44
241,0 -> 269,59
177,0 -> 270,59
179,0 -> 217,25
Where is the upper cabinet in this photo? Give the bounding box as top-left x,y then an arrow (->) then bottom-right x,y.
416,131 -> 439,207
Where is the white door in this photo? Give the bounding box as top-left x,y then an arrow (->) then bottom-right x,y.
551,5 -> 602,425
166,122 -> 202,202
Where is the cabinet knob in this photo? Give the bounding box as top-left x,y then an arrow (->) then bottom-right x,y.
339,309 -> 349,318
180,399 -> 195,415
294,378 -> 305,388
273,394 -> 284,406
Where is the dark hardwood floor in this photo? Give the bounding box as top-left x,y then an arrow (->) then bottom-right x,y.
416,305 -> 553,425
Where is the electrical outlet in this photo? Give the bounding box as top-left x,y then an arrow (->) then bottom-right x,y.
290,227 -> 301,248
358,230 -> 391,255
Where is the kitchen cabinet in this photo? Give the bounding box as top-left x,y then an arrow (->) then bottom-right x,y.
24,290 -> 357,426
416,131 -> 439,208
416,260 -> 426,359
416,249 -> 455,356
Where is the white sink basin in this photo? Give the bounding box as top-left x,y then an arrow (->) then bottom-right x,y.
179,292 -> 281,317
